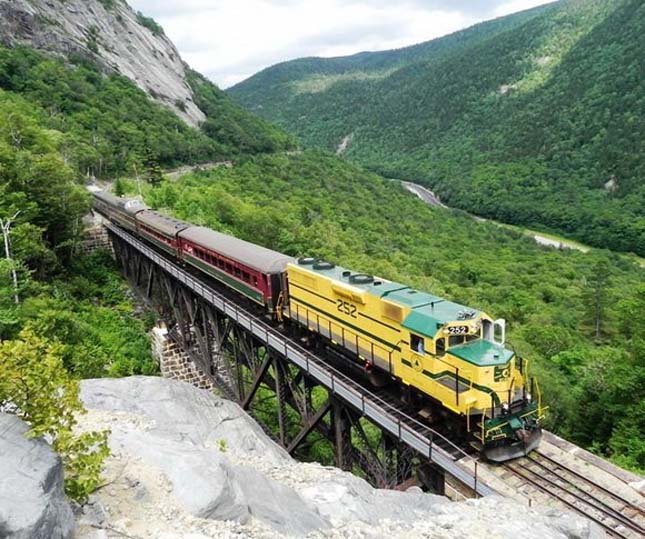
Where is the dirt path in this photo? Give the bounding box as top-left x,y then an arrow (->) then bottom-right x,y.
164,160 -> 233,181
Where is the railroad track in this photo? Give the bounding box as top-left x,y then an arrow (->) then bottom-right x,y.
504,450 -> 645,538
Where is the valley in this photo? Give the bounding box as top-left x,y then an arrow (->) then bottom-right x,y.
230,0 -> 645,257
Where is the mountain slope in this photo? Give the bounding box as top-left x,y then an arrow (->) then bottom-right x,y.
0,0 -> 293,178
230,0 -> 645,255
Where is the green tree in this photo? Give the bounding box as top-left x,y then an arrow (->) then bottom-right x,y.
0,330 -> 110,503
143,147 -> 164,187
584,256 -> 612,339
114,177 -> 126,197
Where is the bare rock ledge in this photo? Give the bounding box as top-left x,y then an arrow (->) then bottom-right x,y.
72,376 -> 603,539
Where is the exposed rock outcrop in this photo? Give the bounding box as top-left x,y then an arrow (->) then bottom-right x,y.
0,0 -> 205,126
74,376 -> 602,539
0,413 -> 75,539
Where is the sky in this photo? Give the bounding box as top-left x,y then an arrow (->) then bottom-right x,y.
128,0 -> 556,89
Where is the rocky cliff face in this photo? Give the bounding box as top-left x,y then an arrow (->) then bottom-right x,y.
71,377 -> 601,539
0,0 -> 205,126
0,413 -> 75,539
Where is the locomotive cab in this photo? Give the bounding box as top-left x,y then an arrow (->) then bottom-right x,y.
400,308 -> 544,462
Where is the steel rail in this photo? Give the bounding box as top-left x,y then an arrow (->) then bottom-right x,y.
104,221 -> 497,497
527,454 -> 645,536
533,451 -> 645,517
505,459 -> 642,538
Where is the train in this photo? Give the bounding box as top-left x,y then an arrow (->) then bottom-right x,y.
93,190 -> 545,462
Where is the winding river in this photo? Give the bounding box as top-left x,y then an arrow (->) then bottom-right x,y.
400,180 -> 591,253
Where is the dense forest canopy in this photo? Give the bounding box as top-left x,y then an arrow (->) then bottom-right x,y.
115,152 -> 644,473
230,0 -> 645,256
0,46 -> 293,179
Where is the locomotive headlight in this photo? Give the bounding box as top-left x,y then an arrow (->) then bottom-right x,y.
501,402 -> 510,414
526,392 -> 532,403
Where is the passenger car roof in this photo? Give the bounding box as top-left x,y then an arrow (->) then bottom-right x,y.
179,226 -> 293,274
93,192 -> 149,215
137,210 -> 191,238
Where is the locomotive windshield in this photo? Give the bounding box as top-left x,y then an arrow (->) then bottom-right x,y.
483,318 -> 506,345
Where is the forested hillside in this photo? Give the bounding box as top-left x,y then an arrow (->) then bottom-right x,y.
0,12 -> 292,498
0,41 -> 293,363
230,0 -> 645,256
116,152 -> 645,473
0,46 -> 292,179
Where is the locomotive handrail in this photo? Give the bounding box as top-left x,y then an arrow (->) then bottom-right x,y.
103,221 -> 496,497
291,300 -> 396,374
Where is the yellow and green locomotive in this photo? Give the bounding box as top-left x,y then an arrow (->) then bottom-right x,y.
93,191 -> 545,462
284,258 -> 545,461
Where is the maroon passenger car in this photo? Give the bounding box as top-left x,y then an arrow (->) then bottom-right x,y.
177,226 -> 293,311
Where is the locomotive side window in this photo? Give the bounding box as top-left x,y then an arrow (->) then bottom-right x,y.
410,334 -> 425,354
436,338 -> 445,356
483,319 -> 492,341
493,319 -> 506,344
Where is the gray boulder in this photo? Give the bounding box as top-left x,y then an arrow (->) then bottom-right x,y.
77,377 -> 602,539
81,377 -> 327,535
299,475 -> 446,525
0,414 -> 75,539
80,376 -> 288,464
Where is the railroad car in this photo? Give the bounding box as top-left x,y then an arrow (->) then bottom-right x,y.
284,258 -> 544,462
136,210 -> 191,257
92,191 -> 544,461
177,226 -> 293,310
92,191 -> 148,232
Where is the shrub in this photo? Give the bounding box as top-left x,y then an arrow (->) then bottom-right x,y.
0,330 -> 110,503
136,11 -> 164,36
